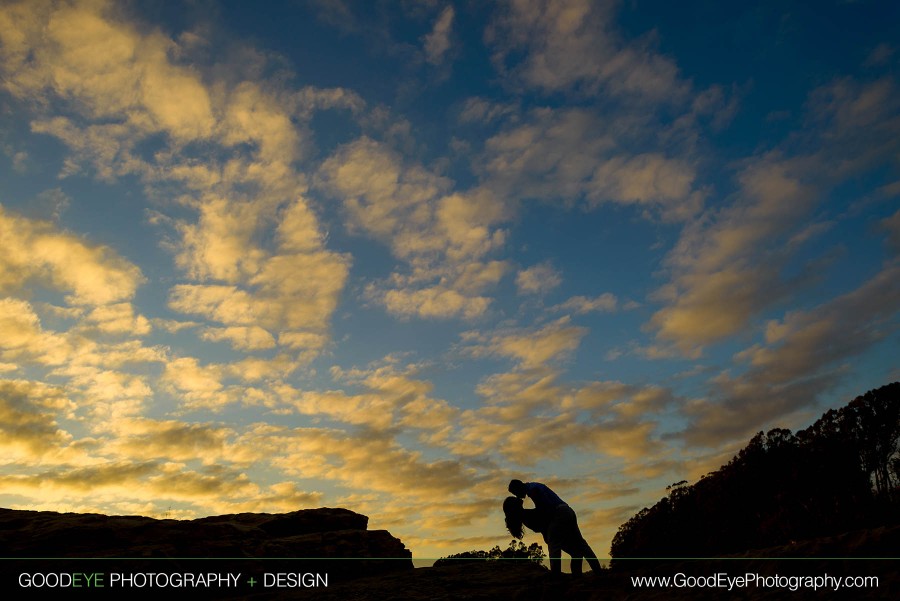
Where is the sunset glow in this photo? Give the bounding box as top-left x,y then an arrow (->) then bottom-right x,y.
1,0 -> 898,561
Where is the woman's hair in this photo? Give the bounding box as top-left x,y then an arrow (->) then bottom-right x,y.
503,496 -> 524,539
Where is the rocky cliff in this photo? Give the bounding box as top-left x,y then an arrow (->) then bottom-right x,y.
0,506 -> 411,596
0,506 -> 409,561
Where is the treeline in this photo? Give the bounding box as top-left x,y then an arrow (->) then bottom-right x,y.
611,382 -> 900,558
434,540 -> 545,566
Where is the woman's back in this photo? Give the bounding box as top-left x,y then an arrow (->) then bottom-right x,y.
521,508 -> 549,534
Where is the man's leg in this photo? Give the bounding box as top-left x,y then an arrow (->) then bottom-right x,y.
580,541 -> 602,572
570,556 -> 583,575
562,505 -> 602,572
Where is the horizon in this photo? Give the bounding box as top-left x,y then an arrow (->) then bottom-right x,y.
1,0 -> 898,562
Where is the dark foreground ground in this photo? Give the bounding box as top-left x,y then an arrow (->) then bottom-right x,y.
3,506 -> 897,600
291,558 -> 894,601
272,524 -> 900,601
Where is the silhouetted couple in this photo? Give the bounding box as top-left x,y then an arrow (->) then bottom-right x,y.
505,479 -> 601,575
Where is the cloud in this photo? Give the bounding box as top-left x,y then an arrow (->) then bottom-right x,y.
201,326 -> 276,351
29,117 -> 143,181
450,319 -> 673,467
151,318 -> 202,333
464,317 -> 587,370
307,0 -> 361,35
453,403 -> 660,466
487,0 -> 688,101
551,293 -> 619,314
0,298 -> 78,367
0,205 -> 144,306
168,239 -> 350,353
576,484 -> 641,504
12,151 -> 29,173
2,1 -> 352,360
563,380 -> 674,418
480,108 -> 700,220
586,153 -> 698,216
0,462 -> 262,509
102,418 -> 234,465
160,357 -> 228,409
1,0 -> 214,142
249,250 -> 351,332
423,5 -> 454,65
380,286 -> 492,321
162,135 -> 349,360
648,156 -> 818,354
79,303 -> 151,336
807,77 -> 899,154
227,355 -> 298,383
0,378 -> 73,461
70,340 -> 168,371
275,361 -> 460,434
405,497 -> 501,535
318,136 -> 449,246
864,43 -> 894,68
33,188 -> 71,221
650,264 -> 789,356
474,368 -> 566,420
318,137 -> 509,320
249,426 -> 483,501
737,264 -> 900,383
881,209 -> 900,255
292,85 -> 366,119
219,81 -> 302,163
230,482 -> 323,513
458,97 -> 519,125
516,262 -> 562,295
168,285 -> 260,326
60,366 -> 153,410
157,353 -> 302,411
174,197 -> 269,284
457,372 -> 668,464
650,75 -> 900,356
682,262 -> 900,446
482,108 -> 614,201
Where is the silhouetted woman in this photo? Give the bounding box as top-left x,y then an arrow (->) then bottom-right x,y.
503,496 -> 601,574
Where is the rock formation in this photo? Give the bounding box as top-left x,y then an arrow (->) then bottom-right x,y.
1,506 -> 411,596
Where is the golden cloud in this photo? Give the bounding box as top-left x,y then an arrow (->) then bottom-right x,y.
201,326 -> 277,351
319,137 -> 508,320
465,317 -> 587,369
80,303 -> 151,336
0,378 -> 74,460
682,263 -> 900,446
247,426 -> 483,500
0,206 -> 144,306
516,262 -> 562,296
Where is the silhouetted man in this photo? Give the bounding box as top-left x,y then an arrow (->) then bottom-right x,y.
508,479 -> 602,574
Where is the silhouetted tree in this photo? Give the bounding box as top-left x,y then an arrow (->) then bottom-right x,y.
435,540 -> 545,566
611,383 -> 900,560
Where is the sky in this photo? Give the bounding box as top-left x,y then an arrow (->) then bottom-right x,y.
0,0 -> 899,562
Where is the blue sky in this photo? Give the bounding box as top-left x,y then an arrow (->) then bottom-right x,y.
1,0 -> 898,561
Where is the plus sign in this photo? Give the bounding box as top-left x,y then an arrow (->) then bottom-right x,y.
247,577 -> 257,587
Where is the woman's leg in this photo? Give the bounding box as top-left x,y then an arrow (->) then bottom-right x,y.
545,509 -> 565,573
548,543 -> 562,573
